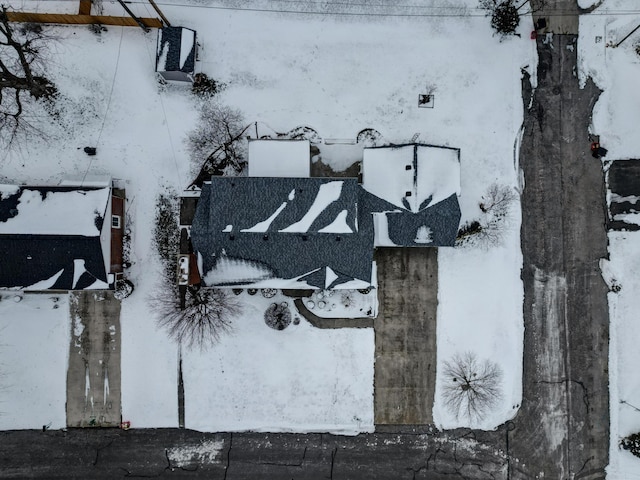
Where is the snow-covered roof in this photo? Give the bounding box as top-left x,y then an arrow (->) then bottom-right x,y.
156,27 -> 196,81
361,144 -> 462,247
248,139 -> 311,178
0,186 -> 110,236
0,185 -> 112,290
191,177 -> 375,289
362,144 -> 460,212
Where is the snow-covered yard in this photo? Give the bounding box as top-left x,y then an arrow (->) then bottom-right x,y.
0,293 -> 69,430
0,0 -> 535,433
579,1 -> 640,476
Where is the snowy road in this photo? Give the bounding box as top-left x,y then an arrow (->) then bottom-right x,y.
511,34 -> 609,479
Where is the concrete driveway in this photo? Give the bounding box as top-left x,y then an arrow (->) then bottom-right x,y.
67,291 -> 121,428
373,247 -> 438,425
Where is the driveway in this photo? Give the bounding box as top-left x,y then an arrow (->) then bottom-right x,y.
373,247 -> 438,425
67,291 -> 122,428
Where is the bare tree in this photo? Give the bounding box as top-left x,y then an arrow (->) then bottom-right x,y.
457,183 -> 517,248
0,8 -> 57,146
441,351 -> 503,421
187,102 -> 251,186
153,284 -> 241,349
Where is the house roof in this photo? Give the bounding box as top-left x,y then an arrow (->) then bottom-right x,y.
361,143 -> 462,246
248,139 -> 311,177
362,143 -> 461,213
156,26 -> 196,75
0,185 -> 111,290
190,177 -> 374,288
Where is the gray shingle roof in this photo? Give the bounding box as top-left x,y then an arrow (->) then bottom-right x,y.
191,177 -> 374,288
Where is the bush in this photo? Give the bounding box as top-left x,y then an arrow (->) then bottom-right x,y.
264,302 -> 292,330
480,0 -> 521,37
621,433 -> 640,458
491,1 -> 520,36
192,73 -> 225,98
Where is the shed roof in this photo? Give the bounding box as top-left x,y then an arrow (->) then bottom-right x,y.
156,26 -> 196,75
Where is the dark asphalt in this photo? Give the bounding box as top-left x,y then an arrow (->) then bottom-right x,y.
510,34 -> 609,479
0,427 -> 509,479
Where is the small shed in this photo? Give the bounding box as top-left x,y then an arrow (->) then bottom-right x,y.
156,26 -> 197,82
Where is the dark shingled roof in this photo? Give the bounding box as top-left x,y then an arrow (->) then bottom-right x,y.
156,27 -> 196,80
361,190 -> 461,247
191,177 -> 374,288
0,236 -> 108,289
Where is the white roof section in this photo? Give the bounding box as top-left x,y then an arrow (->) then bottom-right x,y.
248,139 -> 310,177
59,175 -> 112,187
362,145 -> 460,212
0,187 -> 111,236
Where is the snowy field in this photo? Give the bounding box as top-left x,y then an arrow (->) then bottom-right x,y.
579,1 -> 640,476
0,293 -> 69,430
0,1 -> 535,432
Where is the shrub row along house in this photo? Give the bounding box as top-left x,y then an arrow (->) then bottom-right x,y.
0,177 -> 125,292
189,141 -> 461,290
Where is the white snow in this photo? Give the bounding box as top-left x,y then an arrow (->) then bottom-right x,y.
317,210 -> 353,233
0,0 -> 534,434
279,181 -> 344,232
204,256 -> 274,285
183,291 -> 374,434
241,202 -> 288,232
362,145 -> 460,212
248,140 -> 310,177
0,187 -> 110,236
0,294 -> 69,430
25,269 -> 64,291
179,29 -> 195,70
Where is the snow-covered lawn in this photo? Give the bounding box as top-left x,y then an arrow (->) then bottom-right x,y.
0,293 -> 69,430
0,0 -> 535,433
184,291 -> 374,434
579,1 -> 640,476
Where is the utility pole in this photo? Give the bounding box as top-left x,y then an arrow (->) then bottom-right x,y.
147,0 -> 171,27
115,0 -> 150,32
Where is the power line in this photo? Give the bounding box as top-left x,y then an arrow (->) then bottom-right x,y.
14,0 -> 640,18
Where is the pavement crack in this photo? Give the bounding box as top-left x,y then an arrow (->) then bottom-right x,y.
261,446 -> 307,467
223,433 -> 233,480
92,438 -> 115,466
536,377 -> 591,410
329,446 -> 337,480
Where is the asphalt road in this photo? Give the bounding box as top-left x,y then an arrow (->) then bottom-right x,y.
509,34 -> 609,479
0,427 -> 508,479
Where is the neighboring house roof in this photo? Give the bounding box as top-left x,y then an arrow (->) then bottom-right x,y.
191,177 -> 374,289
156,27 -> 196,81
361,144 -> 462,247
248,139 -> 311,177
0,185 -> 111,290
